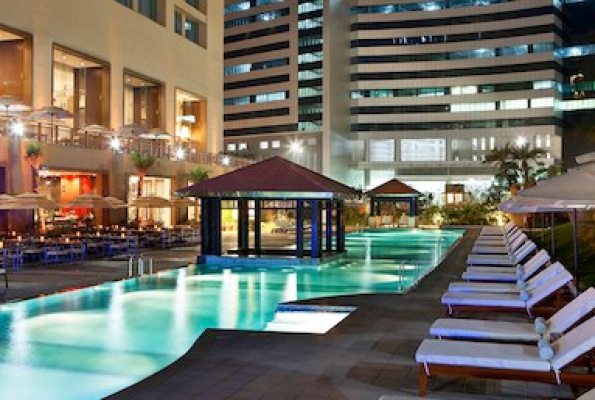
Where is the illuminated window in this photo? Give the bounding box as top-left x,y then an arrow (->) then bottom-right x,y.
401,139 -> 445,162
369,139 -> 395,162
260,141 -> 269,149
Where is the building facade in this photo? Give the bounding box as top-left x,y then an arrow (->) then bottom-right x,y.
224,0 -> 595,199
0,0 -> 238,229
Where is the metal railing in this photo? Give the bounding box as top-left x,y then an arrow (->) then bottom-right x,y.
0,119 -> 255,169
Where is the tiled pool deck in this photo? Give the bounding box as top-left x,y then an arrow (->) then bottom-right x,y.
1,229 -> 584,399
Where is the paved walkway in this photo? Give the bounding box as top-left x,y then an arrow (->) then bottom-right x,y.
105,229 -> 579,400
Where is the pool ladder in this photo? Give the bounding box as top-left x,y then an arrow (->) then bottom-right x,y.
128,254 -> 154,277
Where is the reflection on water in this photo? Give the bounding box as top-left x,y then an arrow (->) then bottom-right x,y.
0,228 -> 462,399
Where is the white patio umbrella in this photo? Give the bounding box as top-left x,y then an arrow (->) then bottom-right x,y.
28,105 -> 74,142
83,124 -> 111,147
516,154 -> 595,287
63,193 -> 113,209
498,197 -> 568,258
0,95 -> 30,117
0,193 -> 60,232
28,105 -> 74,124
169,197 -> 195,207
139,129 -> 172,156
132,196 -> 171,208
104,196 -> 128,209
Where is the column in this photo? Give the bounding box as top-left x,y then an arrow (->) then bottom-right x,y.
325,200 -> 333,252
254,200 -> 262,255
310,200 -> 322,258
237,199 -> 249,253
212,199 -> 222,256
370,198 -> 376,217
200,198 -> 211,255
336,201 -> 345,253
296,200 -> 304,258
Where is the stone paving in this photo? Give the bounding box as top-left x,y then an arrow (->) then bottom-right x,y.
0,230 -> 585,399
104,229 -> 581,400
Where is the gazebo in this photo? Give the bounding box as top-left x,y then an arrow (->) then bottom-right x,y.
176,156 -> 358,263
367,179 -> 421,226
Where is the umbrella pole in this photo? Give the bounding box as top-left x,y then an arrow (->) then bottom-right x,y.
550,212 -> 556,258
541,213 -> 545,246
572,208 -> 579,290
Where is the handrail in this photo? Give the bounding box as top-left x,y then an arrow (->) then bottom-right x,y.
0,119 -> 256,169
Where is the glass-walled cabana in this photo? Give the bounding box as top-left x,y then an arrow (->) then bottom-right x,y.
177,156 -> 358,261
367,179 -> 421,227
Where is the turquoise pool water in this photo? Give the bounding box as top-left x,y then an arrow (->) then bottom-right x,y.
0,228 -> 462,399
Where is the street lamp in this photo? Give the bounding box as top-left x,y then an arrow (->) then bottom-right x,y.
516,136 -> 527,147
175,147 -> 185,160
289,140 -> 303,154
10,121 -> 24,137
110,136 -> 121,151
222,155 -> 231,166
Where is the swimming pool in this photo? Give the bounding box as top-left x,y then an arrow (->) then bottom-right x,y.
0,228 -> 462,399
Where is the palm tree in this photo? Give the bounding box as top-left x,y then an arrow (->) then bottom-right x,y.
186,167 -> 210,223
510,144 -> 547,188
483,143 -> 519,189
187,166 -> 210,184
129,151 -> 156,198
23,142 -> 44,192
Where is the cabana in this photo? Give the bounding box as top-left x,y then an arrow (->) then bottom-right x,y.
367,179 -> 421,227
176,156 -> 358,264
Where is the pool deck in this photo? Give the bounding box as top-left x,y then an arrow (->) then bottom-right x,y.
104,229 -> 578,400
0,229 -> 582,399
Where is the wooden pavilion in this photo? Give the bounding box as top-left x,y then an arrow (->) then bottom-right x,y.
176,156 -> 358,263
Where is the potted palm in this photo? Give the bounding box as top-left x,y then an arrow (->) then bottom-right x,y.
23,141 -> 44,192
129,151 -> 156,222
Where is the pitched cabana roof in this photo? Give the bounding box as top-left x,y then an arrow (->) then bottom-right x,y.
176,156 -> 359,199
367,179 -> 421,198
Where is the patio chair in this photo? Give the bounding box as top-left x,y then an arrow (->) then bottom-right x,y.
430,287 -> 595,342
442,266 -> 574,317
44,244 -> 71,264
416,315 -> 595,397
6,246 -> 24,269
462,249 -> 550,282
471,232 -> 527,255
466,241 -> 537,267
449,262 -> 565,294
69,242 -> 86,262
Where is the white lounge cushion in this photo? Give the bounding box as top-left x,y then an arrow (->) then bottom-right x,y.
416,339 -> 551,372
551,315 -> 595,371
467,242 -> 537,266
577,388 -> 595,400
461,270 -> 518,281
448,281 -> 519,293
441,291 -> 526,308
430,318 -> 540,341
548,287 -> 595,335
462,249 -> 550,279
453,262 -> 562,293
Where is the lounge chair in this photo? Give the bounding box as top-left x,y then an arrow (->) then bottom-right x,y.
462,249 -> 550,282
442,266 -> 574,317
430,287 -> 595,342
479,222 -> 517,237
474,228 -> 523,247
449,262 -> 565,293
467,241 -> 537,267
471,232 -> 527,255
416,315 -> 595,397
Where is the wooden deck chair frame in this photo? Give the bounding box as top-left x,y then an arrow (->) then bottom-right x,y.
418,354 -> 595,397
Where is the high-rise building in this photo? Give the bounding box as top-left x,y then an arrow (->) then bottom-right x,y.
0,0 -> 246,229
224,0 -> 595,198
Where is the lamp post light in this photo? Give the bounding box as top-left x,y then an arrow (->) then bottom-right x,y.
175,146 -> 185,160
516,136 -> 527,147
10,120 -> 24,137
110,136 -> 121,151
